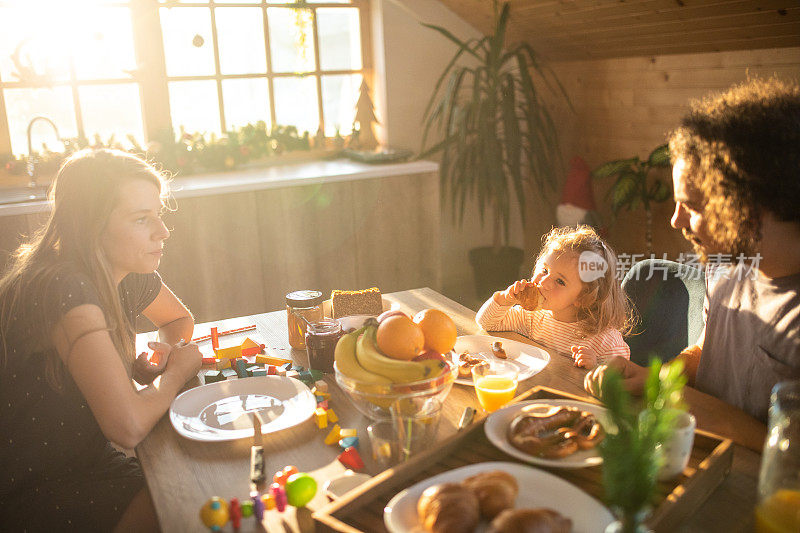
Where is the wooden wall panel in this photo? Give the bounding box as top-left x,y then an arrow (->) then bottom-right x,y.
0,171 -> 441,324
534,47 -> 800,262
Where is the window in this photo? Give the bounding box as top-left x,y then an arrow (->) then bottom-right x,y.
0,0 -> 370,156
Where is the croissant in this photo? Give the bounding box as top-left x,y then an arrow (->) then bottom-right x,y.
417,482 -> 480,533
518,284 -> 540,311
488,508 -> 573,533
461,470 -> 519,519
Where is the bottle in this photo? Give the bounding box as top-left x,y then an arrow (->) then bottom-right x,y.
286,290 -> 324,350
755,380 -> 800,533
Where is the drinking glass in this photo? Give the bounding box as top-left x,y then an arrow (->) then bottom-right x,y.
367,401 -> 442,469
756,380 -> 800,533
471,360 -> 519,412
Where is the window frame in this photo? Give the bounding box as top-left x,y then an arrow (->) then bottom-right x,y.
0,0 -> 373,156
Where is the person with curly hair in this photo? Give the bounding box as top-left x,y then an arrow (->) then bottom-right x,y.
585,77 -> 800,450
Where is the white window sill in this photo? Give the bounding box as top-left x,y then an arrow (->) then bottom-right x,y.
0,158 -> 439,217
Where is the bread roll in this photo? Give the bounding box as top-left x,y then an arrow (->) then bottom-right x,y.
417,482 -> 480,533
461,470 -> 519,519
518,284 -> 540,311
488,508 -> 573,533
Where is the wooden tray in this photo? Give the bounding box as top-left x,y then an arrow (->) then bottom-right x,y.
312,386 -> 733,533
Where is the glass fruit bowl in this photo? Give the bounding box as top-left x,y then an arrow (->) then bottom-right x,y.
334,357 -> 458,421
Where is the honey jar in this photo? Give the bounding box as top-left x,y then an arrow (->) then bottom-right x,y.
286,290 -> 324,350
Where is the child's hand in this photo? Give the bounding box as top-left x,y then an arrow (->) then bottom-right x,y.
493,279 -> 535,306
571,345 -> 598,369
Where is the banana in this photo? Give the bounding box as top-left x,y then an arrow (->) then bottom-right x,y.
334,328 -> 392,386
355,327 -> 433,383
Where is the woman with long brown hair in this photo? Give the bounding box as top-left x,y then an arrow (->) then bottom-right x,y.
0,149 -> 202,531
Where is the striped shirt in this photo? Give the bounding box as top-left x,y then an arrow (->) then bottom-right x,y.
475,299 -> 630,365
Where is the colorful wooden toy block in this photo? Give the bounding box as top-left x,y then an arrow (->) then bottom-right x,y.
234,359 -> 248,378
251,368 -> 267,377
316,399 -> 329,410
339,428 -> 356,438
240,337 -> 264,357
202,356 -> 217,366
204,370 -> 225,384
240,499 -> 254,518
267,365 -> 277,375
216,358 -> 232,370
337,447 -> 365,470
252,494 -> 265,521
309,369 -> 324,381
314,380 -> 328,393
221,368 -> 237,379
255,353 -> 293,366
339,436 -> 359,449
261,492 -> 276,510
229,497 -> 242,531
324,424 -> 342,445
326,408 -> 339,424
314,407 -> 328,428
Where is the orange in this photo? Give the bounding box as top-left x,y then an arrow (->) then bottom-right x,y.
413,308 -> 457,354
376,315 -> 425,360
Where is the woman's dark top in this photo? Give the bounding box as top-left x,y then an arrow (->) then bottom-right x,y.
0,264 -> 161,531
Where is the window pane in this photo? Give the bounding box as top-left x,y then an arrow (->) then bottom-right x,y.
72,7 -> 137,80
3,87 -> 77,156
79,84 -> 144,149
0,6 -> 73,83
168,80 -> 221,135
221,78 -> 271,131
273,76 -> 318,134
215,7 -> 267,76
317,8 -> 361,71
267,8 -> 315,74
160,7 -> 215,77
321,74 -> 361,137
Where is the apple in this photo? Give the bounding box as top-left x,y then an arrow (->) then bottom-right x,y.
378,309 -> 408,324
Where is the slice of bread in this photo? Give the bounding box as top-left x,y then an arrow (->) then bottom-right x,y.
330,288 -> 383,318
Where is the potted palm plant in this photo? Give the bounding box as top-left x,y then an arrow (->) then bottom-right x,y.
420,1 -> 568,299
592,145 -> 672,255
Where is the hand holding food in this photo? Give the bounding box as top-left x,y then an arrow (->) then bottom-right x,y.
507,405 -> 604,458
494,279 -> 538,308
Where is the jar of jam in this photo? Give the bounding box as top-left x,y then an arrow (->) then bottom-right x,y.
286,290 -> 324,350
305,319 -> 343,373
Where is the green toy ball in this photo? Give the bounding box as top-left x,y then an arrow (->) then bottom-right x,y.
285,473 -> 317,508
200,496 -> 229,530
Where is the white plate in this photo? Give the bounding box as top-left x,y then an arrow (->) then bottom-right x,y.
453,335 -> 550,385
383,461 -> 613,533
485,399 -> 608,468
170,376 -> 316,442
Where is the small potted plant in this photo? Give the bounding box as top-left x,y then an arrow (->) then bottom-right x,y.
598,359 -> 687,533
591,145 -> 672,255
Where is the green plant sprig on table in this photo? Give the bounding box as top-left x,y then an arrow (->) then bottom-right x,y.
599,359 -> 687,523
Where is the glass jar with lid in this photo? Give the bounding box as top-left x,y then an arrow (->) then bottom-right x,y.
286,290 -> 324,350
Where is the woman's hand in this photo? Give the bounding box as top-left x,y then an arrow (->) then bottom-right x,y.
163,342 -> 203,384
493,279 -> 535,306
571,345 -> 598,369
584,356 -> 647,397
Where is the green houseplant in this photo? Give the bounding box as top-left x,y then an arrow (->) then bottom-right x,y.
592,144 -> 672,255
420,1 -> 568,298
598,359 -> 687,533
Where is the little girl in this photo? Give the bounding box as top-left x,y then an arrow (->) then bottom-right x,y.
476,226 -> 632,369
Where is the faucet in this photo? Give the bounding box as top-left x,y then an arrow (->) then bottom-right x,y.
26,116 -> 61,189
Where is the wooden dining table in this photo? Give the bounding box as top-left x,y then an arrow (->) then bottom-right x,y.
135,288 -> 763,532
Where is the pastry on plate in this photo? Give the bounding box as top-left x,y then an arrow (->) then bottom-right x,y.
461,470 -> 519,519
507,405 -> 604,459
488,508 -> 572,533
417,482 -> 480,533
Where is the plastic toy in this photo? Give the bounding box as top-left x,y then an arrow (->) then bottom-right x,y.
252,494 -> 265,521
262,492 -> 276,510
273,465 -> 298,486
200,497 -> 229,531
270,483 -> 288,512
240,499 -> 254,518
285,473 -> 317,507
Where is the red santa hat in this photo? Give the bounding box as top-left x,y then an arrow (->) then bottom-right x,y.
560,156 -> 595,211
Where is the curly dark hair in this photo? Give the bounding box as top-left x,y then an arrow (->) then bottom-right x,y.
668,77 -> 800,256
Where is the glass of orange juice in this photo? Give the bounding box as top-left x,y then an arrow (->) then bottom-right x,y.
472,360 -> 519,412
756,380 -> 800,533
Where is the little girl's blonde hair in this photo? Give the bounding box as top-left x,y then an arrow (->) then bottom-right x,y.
534,225 -> 633,336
